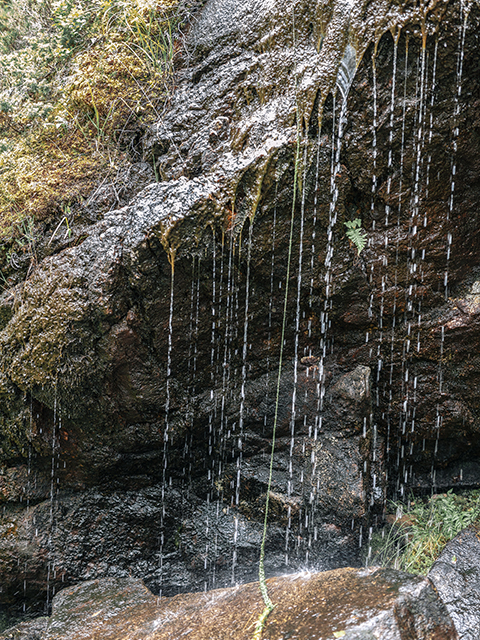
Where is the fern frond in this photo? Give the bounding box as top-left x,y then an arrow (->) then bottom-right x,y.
344,218 -> 367,255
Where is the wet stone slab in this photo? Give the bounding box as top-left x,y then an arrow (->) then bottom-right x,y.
0,568 -> 457,639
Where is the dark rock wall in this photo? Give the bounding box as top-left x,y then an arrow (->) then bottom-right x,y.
0,0 -> 480,618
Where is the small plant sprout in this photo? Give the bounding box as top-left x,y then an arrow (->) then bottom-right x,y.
344,218 -> 367,255
48,205 -> 72,246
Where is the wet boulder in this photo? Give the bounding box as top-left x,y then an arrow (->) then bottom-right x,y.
428,526 -> 480,640
0,569 -> 457,640
0,617 -> 48,640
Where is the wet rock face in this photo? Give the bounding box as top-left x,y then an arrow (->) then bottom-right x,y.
0,483 -> 361,613
0,569 -> 458,640
428,526 -> 480,640
0,0 -> 480,618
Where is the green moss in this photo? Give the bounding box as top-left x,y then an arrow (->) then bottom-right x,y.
0,0 -> 184,244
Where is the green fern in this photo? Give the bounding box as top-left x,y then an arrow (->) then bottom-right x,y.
344,218 -> 367,255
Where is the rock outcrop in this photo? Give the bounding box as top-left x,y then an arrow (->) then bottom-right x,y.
0,0 -> 480,620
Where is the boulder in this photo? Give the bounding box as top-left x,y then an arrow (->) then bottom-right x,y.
0,569 -> 458,640
428,526 -> 480,640
0,618 -> 47,640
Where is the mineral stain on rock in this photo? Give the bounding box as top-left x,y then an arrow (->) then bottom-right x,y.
331,365 -> 371,404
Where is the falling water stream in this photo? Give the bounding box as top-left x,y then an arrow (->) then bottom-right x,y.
159,254 -> 176,596
185,2 -> 473,596
285,140 -> 308,565
431,5 -> 469,491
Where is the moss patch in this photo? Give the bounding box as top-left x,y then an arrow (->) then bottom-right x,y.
0,0 -> 184,252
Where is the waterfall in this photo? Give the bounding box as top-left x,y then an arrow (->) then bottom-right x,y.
1,0 -> 480,626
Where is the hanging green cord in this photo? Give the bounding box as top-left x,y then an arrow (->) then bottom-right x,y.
252,113 -> 302,640
251,7 -> 301,637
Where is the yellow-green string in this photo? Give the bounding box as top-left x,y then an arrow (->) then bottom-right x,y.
252,109 -> 302,640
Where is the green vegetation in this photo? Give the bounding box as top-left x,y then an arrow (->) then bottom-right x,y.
369,490 -> 480,574
344,218 -> 367,255
0,0 -> 187,252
